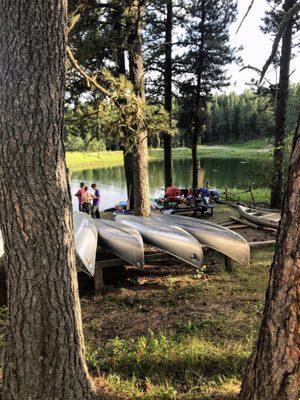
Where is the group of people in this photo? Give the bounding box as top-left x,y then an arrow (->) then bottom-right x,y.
75,182 -> 100,219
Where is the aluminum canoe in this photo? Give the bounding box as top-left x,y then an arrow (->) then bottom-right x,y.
73,212 -> 98,276
94,219 -> 144,268
115,215 -> 203,267
150,214 -> 250,267
237,205 -> 280,230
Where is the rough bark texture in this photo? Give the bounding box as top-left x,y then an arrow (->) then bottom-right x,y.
240,119 -> 300,399
270,0 -> 296,209
127,0 -> 151,217
192,122 -> 200,189
192,0 -> 206,189
113,10 -> 135,210
0,1 -> 94,399
123,150 -> 135,210
163,0 -> 173,188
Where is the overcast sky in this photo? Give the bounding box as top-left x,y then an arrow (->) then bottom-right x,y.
227,0 -> 300,93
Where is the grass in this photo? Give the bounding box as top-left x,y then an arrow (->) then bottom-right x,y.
78,205 -> 275,399
80,243 -> 273,399
0,205 -> 275,399
66,150 -> 125,170
66,138 -> 273,171
220,187 -> 271,205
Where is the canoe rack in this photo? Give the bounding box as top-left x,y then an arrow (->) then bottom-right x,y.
92,239 -> 276,291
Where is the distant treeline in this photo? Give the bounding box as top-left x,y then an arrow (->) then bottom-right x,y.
64,84 -> 300,151
203,84 -> 300,144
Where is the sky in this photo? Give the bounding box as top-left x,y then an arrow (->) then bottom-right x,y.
226,0 -> 300,93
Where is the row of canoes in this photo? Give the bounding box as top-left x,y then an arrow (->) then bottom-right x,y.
0,206 -> 280,276
74,212 -> 251,276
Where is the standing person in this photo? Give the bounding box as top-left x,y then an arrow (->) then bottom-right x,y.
91,183 -> 101,219
75,182 -> 85,211
81,186 -> 93,215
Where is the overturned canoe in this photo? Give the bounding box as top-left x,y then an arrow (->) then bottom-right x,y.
115,215 -> 203,268
94,219 -> 144,268
73,212 -> 98,276
150,214 -> 250,267
237,205 -> 280,230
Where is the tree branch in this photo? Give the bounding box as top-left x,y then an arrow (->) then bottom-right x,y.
240,64 -> 273,85
236,0 -> 255,34
66,46 -> 112,98
260,2 -> 300,83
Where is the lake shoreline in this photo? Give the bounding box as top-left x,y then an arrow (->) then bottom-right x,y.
66,139 -> 273,171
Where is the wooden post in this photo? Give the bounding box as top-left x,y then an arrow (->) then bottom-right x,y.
94,263 -> 104,292
224,255 -> 233,273
249,185 -> 256,206
225,187 -> 229,201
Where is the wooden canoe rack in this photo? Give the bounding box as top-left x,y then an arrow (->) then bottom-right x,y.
93,239 -> 276,291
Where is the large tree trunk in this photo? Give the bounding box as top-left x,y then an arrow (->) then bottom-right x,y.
123,150 -> 135,210
192,123 -> 200,188
270,0 -> 296,209
240,117 -> 300,399
163,0 -> 173,188
0,1 -> 94,399
127,0 -> 150,217
113,7 -> 135,210
191,0 -> 206,189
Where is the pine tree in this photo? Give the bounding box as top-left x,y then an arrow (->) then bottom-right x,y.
177,0 -> 239,187
0,1 -> 94,398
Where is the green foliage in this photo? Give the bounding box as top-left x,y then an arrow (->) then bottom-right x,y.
65,70 -> 177,151
203,84 -> 300,144
64,134 -> 85,152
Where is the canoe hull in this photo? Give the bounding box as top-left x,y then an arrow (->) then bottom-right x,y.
116,215 -> 203,268
73,212 -> 98,276
150,214 -> 250,266
94,219 -> 144,268
237,205 -> 280,229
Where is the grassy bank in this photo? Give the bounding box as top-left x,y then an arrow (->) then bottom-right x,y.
66,139 -> 273,171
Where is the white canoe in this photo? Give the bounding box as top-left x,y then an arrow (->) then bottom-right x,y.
115,215 -> 203,268
237,205 -> 280,229
73,212 -> 98,276
94,219 -> 144,268
150,214 -> 250,267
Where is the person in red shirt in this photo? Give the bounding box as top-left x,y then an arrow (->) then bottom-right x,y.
75,182 -> 85,211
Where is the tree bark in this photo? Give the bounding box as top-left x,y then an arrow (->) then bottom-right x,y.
240,117 -> 300,399
123,150 -> 135,210
270,0 -> 296,209
192,124 -> 200,188
0,1 -> 94,399
114,7 -> 126,76
113,7 -> 135,210
127,0 -> 151,217
191,0 -> 206,189
163,0 -> 173,188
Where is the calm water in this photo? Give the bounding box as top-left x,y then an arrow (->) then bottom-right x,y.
70,157 -> 271,211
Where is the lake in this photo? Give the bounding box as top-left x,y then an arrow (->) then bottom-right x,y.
70,157 -> 271,211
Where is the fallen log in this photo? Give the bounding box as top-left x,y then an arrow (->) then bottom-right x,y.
248,240 -> 276,247
230,216 -> 277,233
230,215 -> 260,229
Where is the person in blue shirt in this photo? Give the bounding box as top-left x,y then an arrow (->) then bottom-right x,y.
91,183 -> 101,219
